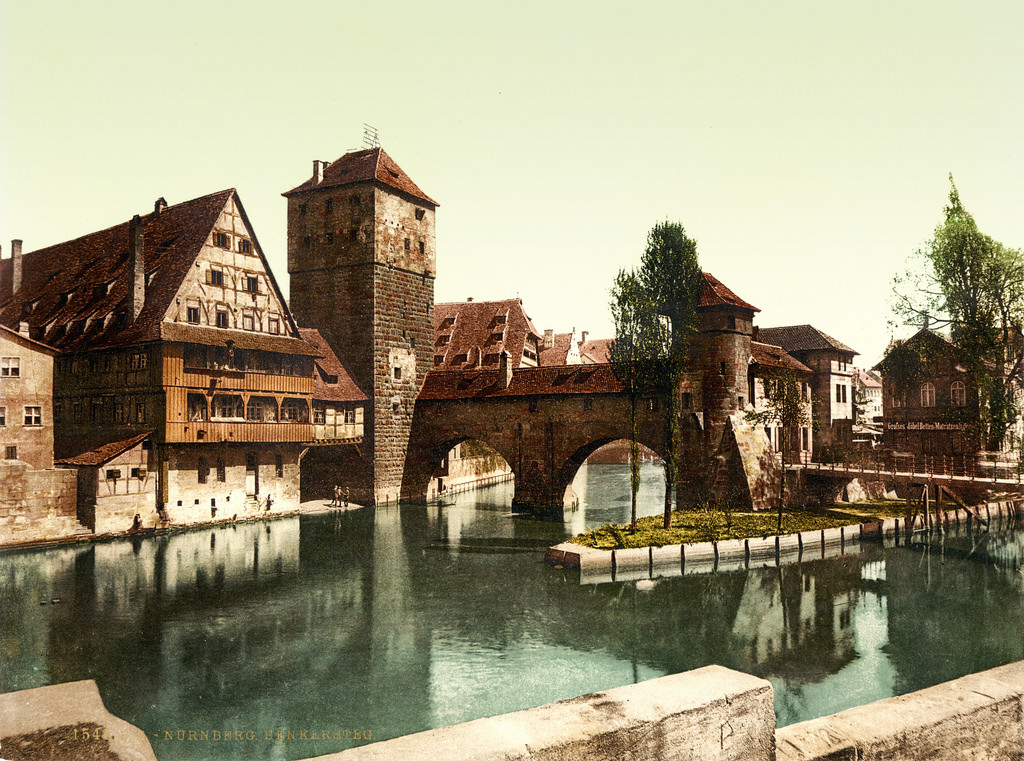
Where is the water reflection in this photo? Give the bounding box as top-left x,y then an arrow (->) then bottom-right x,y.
1,467 -> 1022,761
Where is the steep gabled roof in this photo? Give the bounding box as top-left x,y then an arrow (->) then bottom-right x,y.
56,431 -> 152,467
750,341 -> 812,374
538,332 -> 613,366
419,364 -> 624,401
581,338 -> 612,364
433,298 -> 541,370
699,272 -> 759,312
758,324 -> 857,356
283,147 -> 437,206
0,324 -> 57,354
297,328 -> 368,403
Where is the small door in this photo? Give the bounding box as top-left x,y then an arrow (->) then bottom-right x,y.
246,451 -> 259,496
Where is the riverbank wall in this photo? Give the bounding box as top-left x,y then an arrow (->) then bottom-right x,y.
546,496 -> 1023,583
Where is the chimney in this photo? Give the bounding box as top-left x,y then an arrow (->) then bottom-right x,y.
313,160 -> 325,185
18,321 -> 29,337
129,215 -> 145,321
581,330 -> 589,344
154,197 -> 167,215
543,329 -> 554,349
12,239 -> 22,295
497,350 -> 512,390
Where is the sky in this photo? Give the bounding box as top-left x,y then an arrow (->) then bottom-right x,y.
1,1 -> 1021,367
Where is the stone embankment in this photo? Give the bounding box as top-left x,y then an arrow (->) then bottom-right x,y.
546,497 -> 1023,583
6,661 -> 1022,761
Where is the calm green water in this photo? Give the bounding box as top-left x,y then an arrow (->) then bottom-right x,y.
2,462 -> 1022,761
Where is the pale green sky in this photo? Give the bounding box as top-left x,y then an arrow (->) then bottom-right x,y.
2,1 -> 1021,365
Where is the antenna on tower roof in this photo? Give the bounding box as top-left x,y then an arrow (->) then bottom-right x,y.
363,124 -> 380,149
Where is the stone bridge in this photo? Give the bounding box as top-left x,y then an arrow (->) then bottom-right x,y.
401,362 -> 778,514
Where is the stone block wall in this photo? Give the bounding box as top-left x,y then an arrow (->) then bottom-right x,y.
0,461 -> 81,545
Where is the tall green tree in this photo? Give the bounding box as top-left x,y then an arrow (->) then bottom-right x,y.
639,222 -> 703,529
609,270 -> 663,529
892,177 -> 1023,450
745,369 -> 813,533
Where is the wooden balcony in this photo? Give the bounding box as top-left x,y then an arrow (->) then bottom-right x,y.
165,420 -> 313,444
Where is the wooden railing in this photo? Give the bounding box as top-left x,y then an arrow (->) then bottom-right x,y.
793,451 -> 1024,486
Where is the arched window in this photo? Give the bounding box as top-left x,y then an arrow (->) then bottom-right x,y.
950,380 -> 966,407
921,382 -> 936,408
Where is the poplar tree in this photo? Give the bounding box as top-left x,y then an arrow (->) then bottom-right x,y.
639,222 -> 703,529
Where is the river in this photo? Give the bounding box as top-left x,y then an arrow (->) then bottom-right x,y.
1,461 -> 1022,761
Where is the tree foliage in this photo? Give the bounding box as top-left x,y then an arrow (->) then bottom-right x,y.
891,177 -> 1023,450
609,221 -> 702,530
609,269 -> 665,529
745,369 -> 813,532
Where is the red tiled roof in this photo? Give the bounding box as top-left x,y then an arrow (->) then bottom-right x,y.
537,332 -> 576,366
758,325 -> 857,356
855,367 -> 882,388
581,338 -> 612,364
56,431 -> 152,467
419,363 -> 624,401
162,322 -> 320,356
297,327 -> 368,403
750,341 -> 812,374
699,272 -> 759,312
283,148 -> 437,206
433,299 -> 541,370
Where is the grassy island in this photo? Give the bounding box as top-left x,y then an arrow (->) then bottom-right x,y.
572,501 -> 909,550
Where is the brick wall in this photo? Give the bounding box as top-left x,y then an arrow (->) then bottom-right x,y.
0,461 -> 80,545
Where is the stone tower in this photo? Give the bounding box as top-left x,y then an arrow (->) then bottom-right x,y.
285,148 -> 437,504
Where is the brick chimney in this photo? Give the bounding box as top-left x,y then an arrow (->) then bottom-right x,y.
313,160 -> 326,185
543,329 -> 554,350
581,330 -> 589,344
129,215 -> 145,321
497,350 -> 513,389
154,197 -> 167,215
12,239 -> 22,295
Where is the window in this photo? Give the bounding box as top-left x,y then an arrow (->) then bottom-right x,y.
213,231 -> 230,249
280,398 -> 309,422
216,458 -> 226,482
404,238 -> 411,251
951,381 -> 966,407
921,382 -> 936,408
583,398 -> 593,411
129,352 -> 148,371
4,445 -> 16,460
198,456 -> 209,484
728,315 -> 736,330
275,454 -> 283,478
187,306 -> 200,324
1,357 -> 20,377
393,366 -> 402,380
24,406 -> 42,426
415,208 -> 425,220
131,467 -> 145,479
528,399 -> 539,413
237,239 -> 252,254
681,392 -> 692,410
268,316 -> 280,335
891,393 -> 903,408
212,395 -> 244,420
0,407 -> 5,425
325,198 -> 333,212
326,232 -> 334,244
313,404 -> 326,425
303,235 -> 311,248
242,313 -> 255,331
216,310 -> 229,328
187,393 -> 207,422
348,229 -> 357,242
835,383 -> 841,402
245,275 -> 259,293
343,408 -> 356,425
719,362 -> 726,375
246,397 -> 278,422
210,268 -> 224,286
419,241 -> 425,254
135,402 -> 147,423
106,469 -> 121,481
299,203 -> 307,215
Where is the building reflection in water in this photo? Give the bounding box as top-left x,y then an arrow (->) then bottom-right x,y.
1,495 -> 1021,761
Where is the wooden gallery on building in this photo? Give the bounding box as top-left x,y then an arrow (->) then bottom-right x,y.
0,190 -> 368,537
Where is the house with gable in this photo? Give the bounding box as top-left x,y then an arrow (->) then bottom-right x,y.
433,298 -> 543,370
0,190 -> 320,534
756,324 -> 858,459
